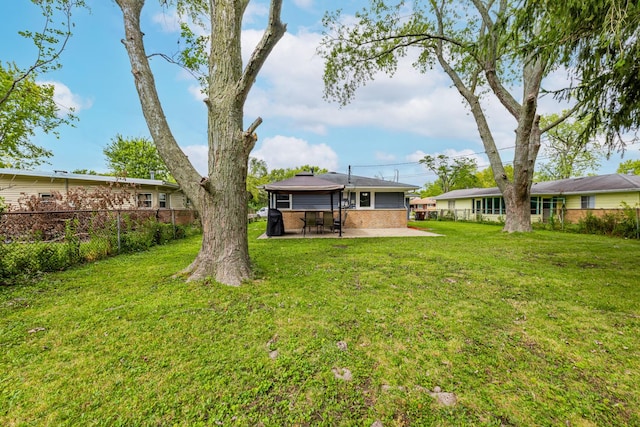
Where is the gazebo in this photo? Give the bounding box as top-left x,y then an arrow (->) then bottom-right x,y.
262,172 -> 346,236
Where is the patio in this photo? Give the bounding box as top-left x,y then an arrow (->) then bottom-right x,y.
258,227 -> 443,239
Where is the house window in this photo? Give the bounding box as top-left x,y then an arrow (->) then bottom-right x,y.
448,200 -> 455,210
531,197 -> 541,215
581,195 -> 595,209
359,192 -> 371,208
159,193 -> 168,208
275,194 -> 291,209
39,193 -> 53,203
137,193 -> 152,208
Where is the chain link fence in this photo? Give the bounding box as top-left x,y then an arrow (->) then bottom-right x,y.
0,209 -> 199,284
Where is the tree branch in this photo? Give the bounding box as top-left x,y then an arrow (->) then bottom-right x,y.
0,1 -> 77,107
236,0 -> 286,104
540,103 -> 580,134
115,0 -> 203,198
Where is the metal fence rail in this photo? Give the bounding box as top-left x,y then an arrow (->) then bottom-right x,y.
0,209 -> 198,283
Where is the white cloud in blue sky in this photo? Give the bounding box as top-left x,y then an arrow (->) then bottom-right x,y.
1,0 -> 636,186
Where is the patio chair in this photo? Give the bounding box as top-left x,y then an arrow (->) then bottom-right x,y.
303,211 -> 321,235
333,211 -> 347,233
322,211 -> 334,233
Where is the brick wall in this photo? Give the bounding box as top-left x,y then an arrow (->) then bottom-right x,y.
564,208 -> 638,223
280,209 -> 407,231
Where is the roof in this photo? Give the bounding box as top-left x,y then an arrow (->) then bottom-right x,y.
262,172 -> 345,193
409,197 -> 436,205
316,172 -> 419,190
433,174 -> 640,200
262,171 -> 419,194
0,168 -> 180,189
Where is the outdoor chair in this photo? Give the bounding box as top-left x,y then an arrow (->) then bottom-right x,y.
323,211 -> 334,233
333,211 -> 347,233
302,211 -> 322,235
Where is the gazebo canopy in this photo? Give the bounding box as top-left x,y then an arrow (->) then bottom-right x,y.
262,172 -> 345,194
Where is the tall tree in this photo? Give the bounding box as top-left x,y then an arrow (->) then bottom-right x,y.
535,112 -> 602,181
103,135 -> 172,181
321,0 -> 573,232
617,159 -> 640,176
1,0 -> 83,169
115,0 -> 285,285
419,154 -> 478,193
0,64 -> 74,168
518,0 -> 640,146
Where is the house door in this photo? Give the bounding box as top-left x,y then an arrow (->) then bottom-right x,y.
542,198 -> 552,222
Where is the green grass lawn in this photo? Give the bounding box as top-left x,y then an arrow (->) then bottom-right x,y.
1,221 -> 639,426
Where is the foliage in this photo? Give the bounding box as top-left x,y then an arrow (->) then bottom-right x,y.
475,165 -> 514,188
420,180 -> 444,197
0,64 -> 75,168
103,135 -> 173,181
535,112 -> 603,181
71,168 -> 99,175
617,159 -> 640,175
518,0 -> 640,147
0,0 -> 85,169
419,154 -> 478,193
1,221 -> 639,425
576,206 -> 640,239
266,165 -> 329,183
246,157 -> 269,209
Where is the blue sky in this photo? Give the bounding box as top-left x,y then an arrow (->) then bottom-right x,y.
2,0 -> 638,187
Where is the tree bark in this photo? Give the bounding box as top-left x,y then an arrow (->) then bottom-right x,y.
116,0 -> 284,285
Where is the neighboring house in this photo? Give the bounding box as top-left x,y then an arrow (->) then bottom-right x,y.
262,171 -> 419,230
409,197 -> 437,220
0,168 -> 192,211
433,173 -> 640,223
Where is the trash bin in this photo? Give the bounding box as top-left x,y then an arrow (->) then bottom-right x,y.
266,208 -> 284,236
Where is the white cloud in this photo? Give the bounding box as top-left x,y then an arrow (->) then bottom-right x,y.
188,85 -> 207,101
181,144 -> 208,175
152,9 -> 181,33
244,2 -> 269,24
375,151 -> 396,162
293,0 -> 314,10
252,135 -> 339,170
38,80 -> 93,116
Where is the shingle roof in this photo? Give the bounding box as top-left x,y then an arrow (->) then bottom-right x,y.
317,172 -> 419,190
262,172 -> 345,193
0,168 -> 180,188
433,174 -> 640,200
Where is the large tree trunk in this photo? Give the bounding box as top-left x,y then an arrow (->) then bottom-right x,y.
116,0 -> 284,285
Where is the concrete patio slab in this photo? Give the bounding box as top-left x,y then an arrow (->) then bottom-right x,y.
257,227 -> 443,239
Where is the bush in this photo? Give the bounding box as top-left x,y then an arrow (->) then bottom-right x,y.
576,209 -> 640,239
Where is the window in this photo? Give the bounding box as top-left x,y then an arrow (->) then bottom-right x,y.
137,193 -> 152,208
581,195 -> 595,209
448,200 -> 456,210
359,192 -> 371,208
39,193 -> 53,203
531,197 -> 541,215
159,193 -> 168,208
375,192 -> 404,208
474,197 -> 505,215
275,194 -> 291,209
